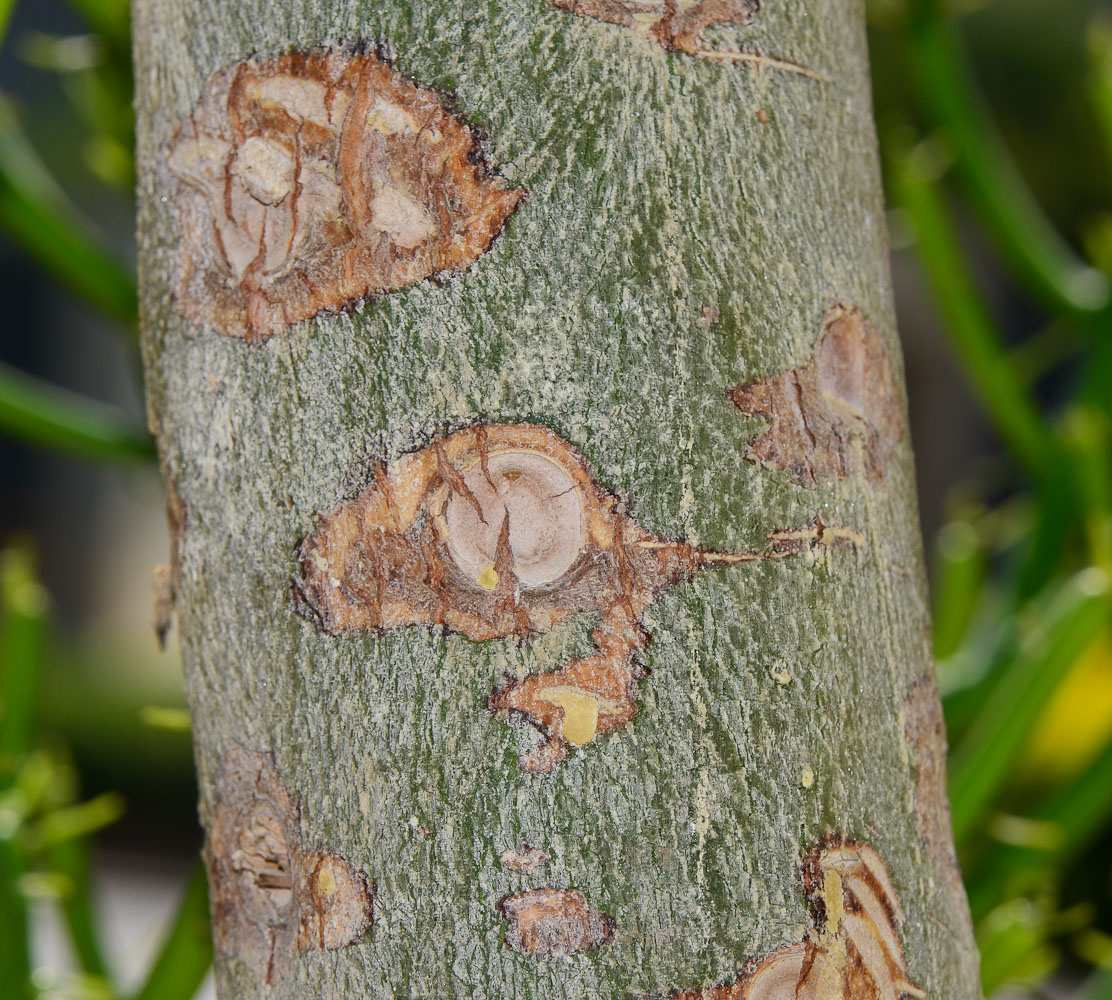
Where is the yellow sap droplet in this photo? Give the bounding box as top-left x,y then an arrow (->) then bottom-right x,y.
317,865 -> 337,896
537,688 -> 599,746
476,562 -> 499,590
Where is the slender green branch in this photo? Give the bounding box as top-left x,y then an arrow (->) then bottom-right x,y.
0,360 -> 154,463
0,546 -> 49,1000
130,861 -> 212,1000
0,99 -> 137,324
906,0 -> 1110,317
1088,17 -> 1112,177
0,843 -> 30,998
0,548 -> 48,763
46,837 -> 113,982
948,569 -> 1111,845
931,519 -> 986,661
891,149 -> 1058,480
1007,322 -> 1082,386
0,0 -> 16,47
60,0 -> 131,64
1079,968 -> 1112,1000
966,731 -> 1112,921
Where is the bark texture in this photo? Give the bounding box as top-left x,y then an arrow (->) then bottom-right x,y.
133,1 -> 982,997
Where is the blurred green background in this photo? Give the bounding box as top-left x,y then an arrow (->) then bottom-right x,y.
1,0 -> 1112,997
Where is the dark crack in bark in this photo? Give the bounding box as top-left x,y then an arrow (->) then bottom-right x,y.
153,470 -> 186,647
905,672 -> 973,940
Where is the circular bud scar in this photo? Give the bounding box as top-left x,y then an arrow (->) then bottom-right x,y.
441,451 -> 586,589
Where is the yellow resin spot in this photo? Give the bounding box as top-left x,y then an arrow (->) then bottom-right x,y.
536,688 -> 599,746
476,562 -> 499,590
801,766 -> 815,788
316,865 -> 336,896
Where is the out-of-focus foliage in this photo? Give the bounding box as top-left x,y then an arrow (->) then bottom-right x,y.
0,3 -> 210,997
0,543 -> 210,1000
0,0 -> 1111,997
870,0 -> 1112,995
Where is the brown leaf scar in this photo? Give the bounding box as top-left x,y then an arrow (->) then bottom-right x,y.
498,887 -> 613,960
727,305 -> 906,486
548,0 -> 826,79
162,49 -> 523,342
295,423 -> 855,772
207,746 -> 373,984
647,837 -> 925,1000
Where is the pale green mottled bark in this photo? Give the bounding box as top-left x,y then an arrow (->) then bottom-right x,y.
133,1 -> 982,997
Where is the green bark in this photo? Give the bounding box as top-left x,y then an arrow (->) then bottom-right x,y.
132,0 -> 982,997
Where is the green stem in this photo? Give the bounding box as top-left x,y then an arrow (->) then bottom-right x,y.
931,519 -> 986,661
1091,18 -> 1112,169
46,837 -> 113,982
947,570 -> 1111,846
1007,322 -> 1082,386
0,360 -> 154,463
966,731 -> 1112,921
0,99 -> 137,324
0,547 -> 48,1000
891,150 -> 1058,481
130,861 -> 212,1000
0,843 -> 31,999
0,549 -> 48,763
906,0 -> 1110,316
1079,968 -> 1112,1000
60,0 -> 131,65
0,0 -> 16,47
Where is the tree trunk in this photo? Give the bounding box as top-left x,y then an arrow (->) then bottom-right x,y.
133,1 -> 982,997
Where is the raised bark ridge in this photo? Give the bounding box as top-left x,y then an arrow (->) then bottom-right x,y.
162,49 -> 523,342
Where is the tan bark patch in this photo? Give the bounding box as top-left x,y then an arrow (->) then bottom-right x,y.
162,50 -> 523,342
548,0 -> 824,78
152,472 -> 186,647
207,746 -> 373,984
501,843 -> 552,874
295,423 -> 854,771
726,305 -> 905,487
905,672 -> 971,928
497,887 -> 613,960
650,838 -> 924,1000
